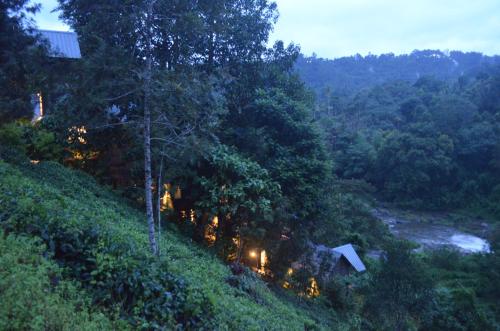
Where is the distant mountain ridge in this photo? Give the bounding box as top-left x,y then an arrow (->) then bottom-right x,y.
295,50 -> 500,96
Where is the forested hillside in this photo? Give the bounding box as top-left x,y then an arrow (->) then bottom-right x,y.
305,55 -> 500,218
0,159 -> 356,329
296,50 -> 500,96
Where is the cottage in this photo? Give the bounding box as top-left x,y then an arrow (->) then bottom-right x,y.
330,244 -> 366,275
32,30 -> 81,121
293,243 -> 366,282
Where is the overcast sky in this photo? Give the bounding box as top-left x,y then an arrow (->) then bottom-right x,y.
35,0 -> 500,59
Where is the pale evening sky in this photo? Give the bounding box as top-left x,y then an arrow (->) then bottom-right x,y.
34,0 -> 500,59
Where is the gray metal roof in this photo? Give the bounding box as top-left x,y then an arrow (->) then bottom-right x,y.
38,30 -> 81,59
333,244 -> 366,272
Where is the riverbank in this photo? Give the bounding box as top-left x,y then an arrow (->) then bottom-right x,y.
371,206 -> 492,254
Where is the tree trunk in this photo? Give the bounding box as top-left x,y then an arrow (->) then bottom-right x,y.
143,0 -> 158,255
156,154 -> 164,256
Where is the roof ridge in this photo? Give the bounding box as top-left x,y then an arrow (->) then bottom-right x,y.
37,29 -> 76,34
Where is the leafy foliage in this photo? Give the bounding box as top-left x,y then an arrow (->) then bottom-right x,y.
0,122 -> 62,162
0,159 -> 344,330
364,241 -> 435,330
0,231 -> 120,330
0,0 -> 47,122
315,69 -> 500,214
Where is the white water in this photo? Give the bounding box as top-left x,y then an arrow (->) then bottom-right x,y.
450,234 -> 490,253
372,208 -> 491,254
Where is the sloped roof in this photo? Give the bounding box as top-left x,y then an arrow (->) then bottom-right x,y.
333,244 -> 366,272
38,30 -> 81,59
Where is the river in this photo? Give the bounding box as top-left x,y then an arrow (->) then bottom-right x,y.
371,207 -> 491,254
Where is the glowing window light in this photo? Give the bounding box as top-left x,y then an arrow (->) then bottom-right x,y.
72,151 -> 84,160
258,250 -> 269,275
306,277 -> 320,298
204,215 -> 218,245
161,191 -> 173,211
260,250 -> 267,267
67,126 -> 88,145
249,250 -> 257,258
190,209 -> 196,223
38,93 -> 43,117
31,92 -> 44,122
160,184 -> 173,211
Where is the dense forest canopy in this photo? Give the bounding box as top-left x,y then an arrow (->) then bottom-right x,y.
299,51 -> 500,216
296,50 -> 500,97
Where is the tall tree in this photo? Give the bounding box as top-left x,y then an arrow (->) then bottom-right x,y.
57,0 -> 279,254
0,0 -> 44,123
142,0 -> 158,254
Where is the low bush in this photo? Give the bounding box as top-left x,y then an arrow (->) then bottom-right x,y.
0,231 -> 120,330
0,160 -> 338,330
0,122 -> 62,163
0,161 -> 214,329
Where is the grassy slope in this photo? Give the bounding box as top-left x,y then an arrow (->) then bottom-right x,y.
0,160 -> 345,330
0,231 -> 124,330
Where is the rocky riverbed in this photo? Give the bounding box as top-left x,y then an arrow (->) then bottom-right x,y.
371,207 -> 491,254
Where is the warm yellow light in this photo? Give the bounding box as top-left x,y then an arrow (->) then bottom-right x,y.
161,191 -> 173,211
190,209 -> 196,223
249,250 -> 257,258
204,216 -> 218,245
30,160 -> 40,164
260,250 -> 268,267
286,268 -> 293,276
174,186 -> 182,199
67,126 -> 87,145
38,93 -> 43,117
232,236 -> 240,246
307,277 -> 320,298
72,151 -> 84,160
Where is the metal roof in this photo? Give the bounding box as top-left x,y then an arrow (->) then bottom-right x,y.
38,30 -> 81,59
332,244 -> 366,272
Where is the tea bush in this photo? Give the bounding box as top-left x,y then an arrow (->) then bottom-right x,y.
0,231 -> 121,330
0,160 -> 345,330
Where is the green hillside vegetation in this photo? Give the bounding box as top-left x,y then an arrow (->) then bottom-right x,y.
296,50 -> 500,97
314,67 -> 500,218
0,232 -> 120,330
0,158 -> 349,330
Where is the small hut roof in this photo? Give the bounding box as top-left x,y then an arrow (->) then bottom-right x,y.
332,244 -> 366,272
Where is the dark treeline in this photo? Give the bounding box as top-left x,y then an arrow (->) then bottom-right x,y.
297,50 -> 500,96
313,69 -> 500,216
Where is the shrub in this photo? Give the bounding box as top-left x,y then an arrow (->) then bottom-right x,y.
322,277 -> 355,311
0,161 -> 215,329
0,159 -> 341,330
0,122 -> 62,163
0,231 -> 121,330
